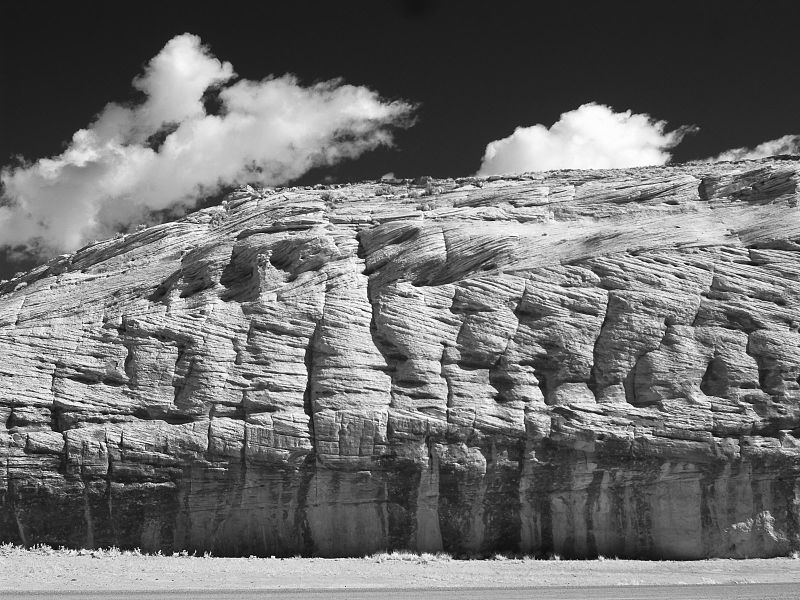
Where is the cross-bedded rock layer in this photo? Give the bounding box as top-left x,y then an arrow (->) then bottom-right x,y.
2,159 -> 800,557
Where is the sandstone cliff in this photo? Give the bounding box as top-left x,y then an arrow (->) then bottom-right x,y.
2,159 -> 800,558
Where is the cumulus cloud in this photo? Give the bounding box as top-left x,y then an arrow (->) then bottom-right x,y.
477,102 -> 695,175
707,134 -> 800,162
0,33 -> 415,256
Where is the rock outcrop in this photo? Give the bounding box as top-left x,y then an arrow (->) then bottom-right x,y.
2,159 -> 800,558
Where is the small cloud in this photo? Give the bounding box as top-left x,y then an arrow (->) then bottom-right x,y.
477,102 -> 695,175
705,134 -> 800,162
0,33 -> 416,257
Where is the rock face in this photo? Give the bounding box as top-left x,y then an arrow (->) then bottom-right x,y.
2,159 -> 800,558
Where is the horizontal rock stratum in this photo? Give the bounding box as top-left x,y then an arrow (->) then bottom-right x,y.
2,159 -> 800,558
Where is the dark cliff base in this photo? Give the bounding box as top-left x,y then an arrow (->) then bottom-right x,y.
5,440 -> 799,558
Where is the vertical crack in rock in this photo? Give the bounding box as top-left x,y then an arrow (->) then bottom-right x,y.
295,268 -> 328,556
691,264 -> 716,328
586,297 -> 612,402
49,388 -> 63,433
205,418 -> 213,456
104,434 -> 118,547
440,343 -> 454,409
172,344 -> 188,405
81,462 -> 95,549
488,291 -> 523,405
699,461 -> 725,556
122,340 -> 136,386
303,321 -> 320,444
623,355 -> 642,407
364,279 -> 402,403
584,469 -> 605,557
4,455 -> 25,546
13,500 -> 27,547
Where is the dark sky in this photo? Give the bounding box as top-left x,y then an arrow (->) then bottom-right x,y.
1,0 -> 799,276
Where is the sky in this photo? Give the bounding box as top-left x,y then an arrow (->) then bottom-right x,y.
1,0 -> 799,277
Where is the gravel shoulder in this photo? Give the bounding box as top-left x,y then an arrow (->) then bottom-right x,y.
1,548 -> 799,593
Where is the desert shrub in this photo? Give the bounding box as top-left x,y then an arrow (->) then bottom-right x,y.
371,550 -> 453,564
491,553 -> 510,561
320,190 -> 344,207
374,184 -> 394,197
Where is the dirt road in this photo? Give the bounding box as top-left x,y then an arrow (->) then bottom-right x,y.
5,583 -> 800,600
2,549 -> 798,599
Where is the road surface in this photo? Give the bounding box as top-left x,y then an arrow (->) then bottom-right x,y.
5,583 -> 799,600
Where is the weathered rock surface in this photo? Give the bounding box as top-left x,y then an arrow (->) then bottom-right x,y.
2,159 -> 800,558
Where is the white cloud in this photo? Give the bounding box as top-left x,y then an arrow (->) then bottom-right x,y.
0,33 -> 415,256
477,102 -> 694,175
707,134 -> 800,162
